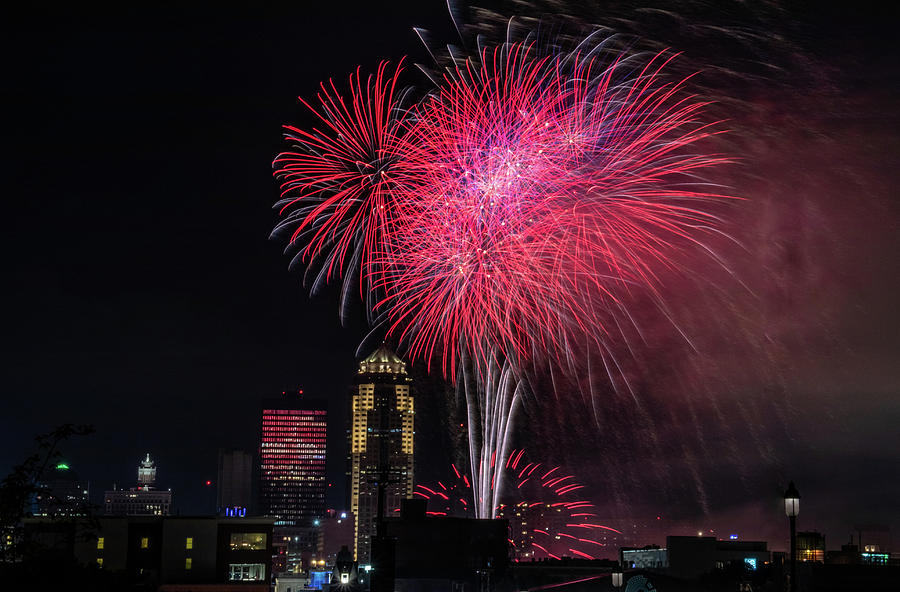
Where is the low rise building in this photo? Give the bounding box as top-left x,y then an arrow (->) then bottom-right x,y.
665,535 -> 769,579
381,498 -> 509,592
25,515 -> 275,590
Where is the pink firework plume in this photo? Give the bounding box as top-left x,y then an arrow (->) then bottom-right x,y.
274,35 -> 731,517
276,43 -> 728,372
414,449 -> 623,561
376,43 -> 728,374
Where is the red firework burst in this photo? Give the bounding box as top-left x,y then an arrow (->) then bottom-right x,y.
414,449 -> 622,561
273,60 -> 409,297
367,44 -> 729,374
276,45 -> 728,373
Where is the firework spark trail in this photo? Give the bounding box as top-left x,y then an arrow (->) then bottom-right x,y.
415,448 -> 622,559
274,30 -> 730,517
461,354 -> 523,517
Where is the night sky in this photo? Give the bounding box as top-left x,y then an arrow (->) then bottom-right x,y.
3,2 -> 898,552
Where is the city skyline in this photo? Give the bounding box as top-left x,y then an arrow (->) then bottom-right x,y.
2,0 -> 898,564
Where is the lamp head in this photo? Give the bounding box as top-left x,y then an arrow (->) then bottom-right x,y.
784,481 -> 800,517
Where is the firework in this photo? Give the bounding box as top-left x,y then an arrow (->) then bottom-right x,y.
274,29 -> 729,517
375,43 -> 727,373
414,449 -> 623,560
273,60 -> 411,318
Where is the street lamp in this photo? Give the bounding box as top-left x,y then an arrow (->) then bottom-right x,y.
611,570 -> 623,590
783,481 -> 800,592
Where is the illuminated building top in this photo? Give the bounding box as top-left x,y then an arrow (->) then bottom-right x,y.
138,453 -> 156,488
357,343 -> 407,376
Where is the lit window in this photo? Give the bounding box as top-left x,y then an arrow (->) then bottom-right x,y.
228,563 -> 265,581
97,537 -> 104,550
141,537 -> 149,549
229,532 -> 267,551
185,558 -> 192,570
186,537 -> 193,549
97,557 -> 103,567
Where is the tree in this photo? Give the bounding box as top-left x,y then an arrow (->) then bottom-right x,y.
0,424 -> 94,563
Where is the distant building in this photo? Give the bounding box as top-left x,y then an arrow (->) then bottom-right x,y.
797,531 -> 826,563
318,509 -> 355,565
621,545 -> 668,569
105,488 -> 173,517
827,540 -> 861,565
381,499 -> 508,592
329,545 -> 361,592
499,502 -> 577,560
855,524 -> 893,554
665,535 -> 769,579
217,448 -> 253,515
24,515 -> 274,589
259,392 -> 327,527
33,462 -> 90,518
274,572 -> 321,592
348,344 -> 414,562
138,453 -> 156,487
105,454 -> 172,516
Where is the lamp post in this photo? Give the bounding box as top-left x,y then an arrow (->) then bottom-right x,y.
784,481 -> 800,592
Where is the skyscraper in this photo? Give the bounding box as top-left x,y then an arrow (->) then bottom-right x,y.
217,448 -> 253,515
258,392 -> 327,526
348,345 -> 414,561
34,462 -> 90,517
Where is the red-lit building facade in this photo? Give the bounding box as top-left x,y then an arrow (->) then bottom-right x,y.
259,394 -> 327,527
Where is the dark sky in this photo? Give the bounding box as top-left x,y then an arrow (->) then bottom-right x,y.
2,2 -> 898,552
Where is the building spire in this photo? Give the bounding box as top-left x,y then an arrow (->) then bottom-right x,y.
138,453 -> 156,488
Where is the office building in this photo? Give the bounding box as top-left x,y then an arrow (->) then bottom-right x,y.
105,454 -> 172,516
34,461 -> 90,518
499,501 -> 571,561
259,391 -> 327,526
217,448 -> 253,515
797,531 -> 826,563
347,344 -> 414,562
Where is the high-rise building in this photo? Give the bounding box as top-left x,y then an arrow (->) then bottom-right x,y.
105,454 -> 172,516
347,344 -> 414,562
258,392 -> 327,526
217,449 -> 253,515
34,461 -> 90,517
